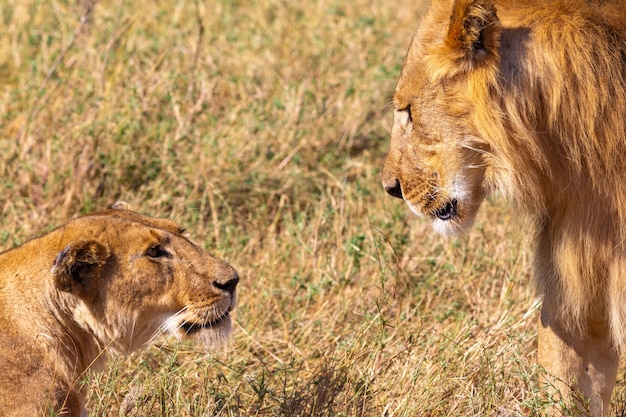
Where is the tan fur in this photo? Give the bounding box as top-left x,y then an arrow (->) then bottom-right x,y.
381,1 -> 626,415
0,205 -> 238,416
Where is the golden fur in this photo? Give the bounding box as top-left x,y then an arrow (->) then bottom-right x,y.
381,0 -> 626,415
0,204 -> 238,416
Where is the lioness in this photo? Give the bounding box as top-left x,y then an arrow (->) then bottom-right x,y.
382,0 -> 626,415
0,203 -> 238,416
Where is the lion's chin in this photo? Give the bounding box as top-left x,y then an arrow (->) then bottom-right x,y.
406,198 -> 477,238
432,217 -> 467,237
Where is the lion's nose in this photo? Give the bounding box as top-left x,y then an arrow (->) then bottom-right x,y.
383,178 -> 404,199
213,272 -> 239,295
381,163 -> 404,199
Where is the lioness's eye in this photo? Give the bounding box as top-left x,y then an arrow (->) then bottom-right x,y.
145,245 -> 168,258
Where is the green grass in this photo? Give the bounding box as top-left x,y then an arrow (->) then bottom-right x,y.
2,0 -> 625,416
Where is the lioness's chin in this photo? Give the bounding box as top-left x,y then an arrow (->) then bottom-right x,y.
180,310 -> 231,334
184,316 -> 233,346
165,312 -> 233,347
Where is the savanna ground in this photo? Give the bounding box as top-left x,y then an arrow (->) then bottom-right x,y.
2,0 -> 626,416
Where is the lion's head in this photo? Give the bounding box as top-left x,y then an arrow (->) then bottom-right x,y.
382,0 -> 502,236
49,203 -> 239,354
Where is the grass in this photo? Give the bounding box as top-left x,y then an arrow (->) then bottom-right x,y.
1,0 -> 625,416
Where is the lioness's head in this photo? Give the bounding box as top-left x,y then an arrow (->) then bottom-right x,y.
50,203 -> 239,354
382,0 -> 501,236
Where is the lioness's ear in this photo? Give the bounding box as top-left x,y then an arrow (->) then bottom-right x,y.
445,0 -> 500,61
51,240 -> 111,296
111,201 -> 132,211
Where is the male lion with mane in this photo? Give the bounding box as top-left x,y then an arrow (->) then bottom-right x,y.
0,203 -> 239,416
381,0 -> 626,415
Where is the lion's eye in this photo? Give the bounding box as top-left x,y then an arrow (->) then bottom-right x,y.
145,245 -> 168,258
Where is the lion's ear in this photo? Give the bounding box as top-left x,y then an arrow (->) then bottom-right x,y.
445,0 -> 500,61
51,240 -> 111,297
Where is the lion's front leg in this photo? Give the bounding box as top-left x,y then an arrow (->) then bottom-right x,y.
537,304 -> 618,417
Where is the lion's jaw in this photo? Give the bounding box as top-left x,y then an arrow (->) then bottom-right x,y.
400,168 -> 486,238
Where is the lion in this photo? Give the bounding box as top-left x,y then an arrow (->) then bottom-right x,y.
381,0 -> 626,415
0,203 -> 239,417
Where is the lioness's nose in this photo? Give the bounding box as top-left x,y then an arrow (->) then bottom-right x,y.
213,271 -> 239,295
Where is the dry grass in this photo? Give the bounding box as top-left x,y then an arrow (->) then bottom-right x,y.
1,0 -> 625,416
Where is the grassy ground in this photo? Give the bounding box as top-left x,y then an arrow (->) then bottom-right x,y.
1,0 -> 625,416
